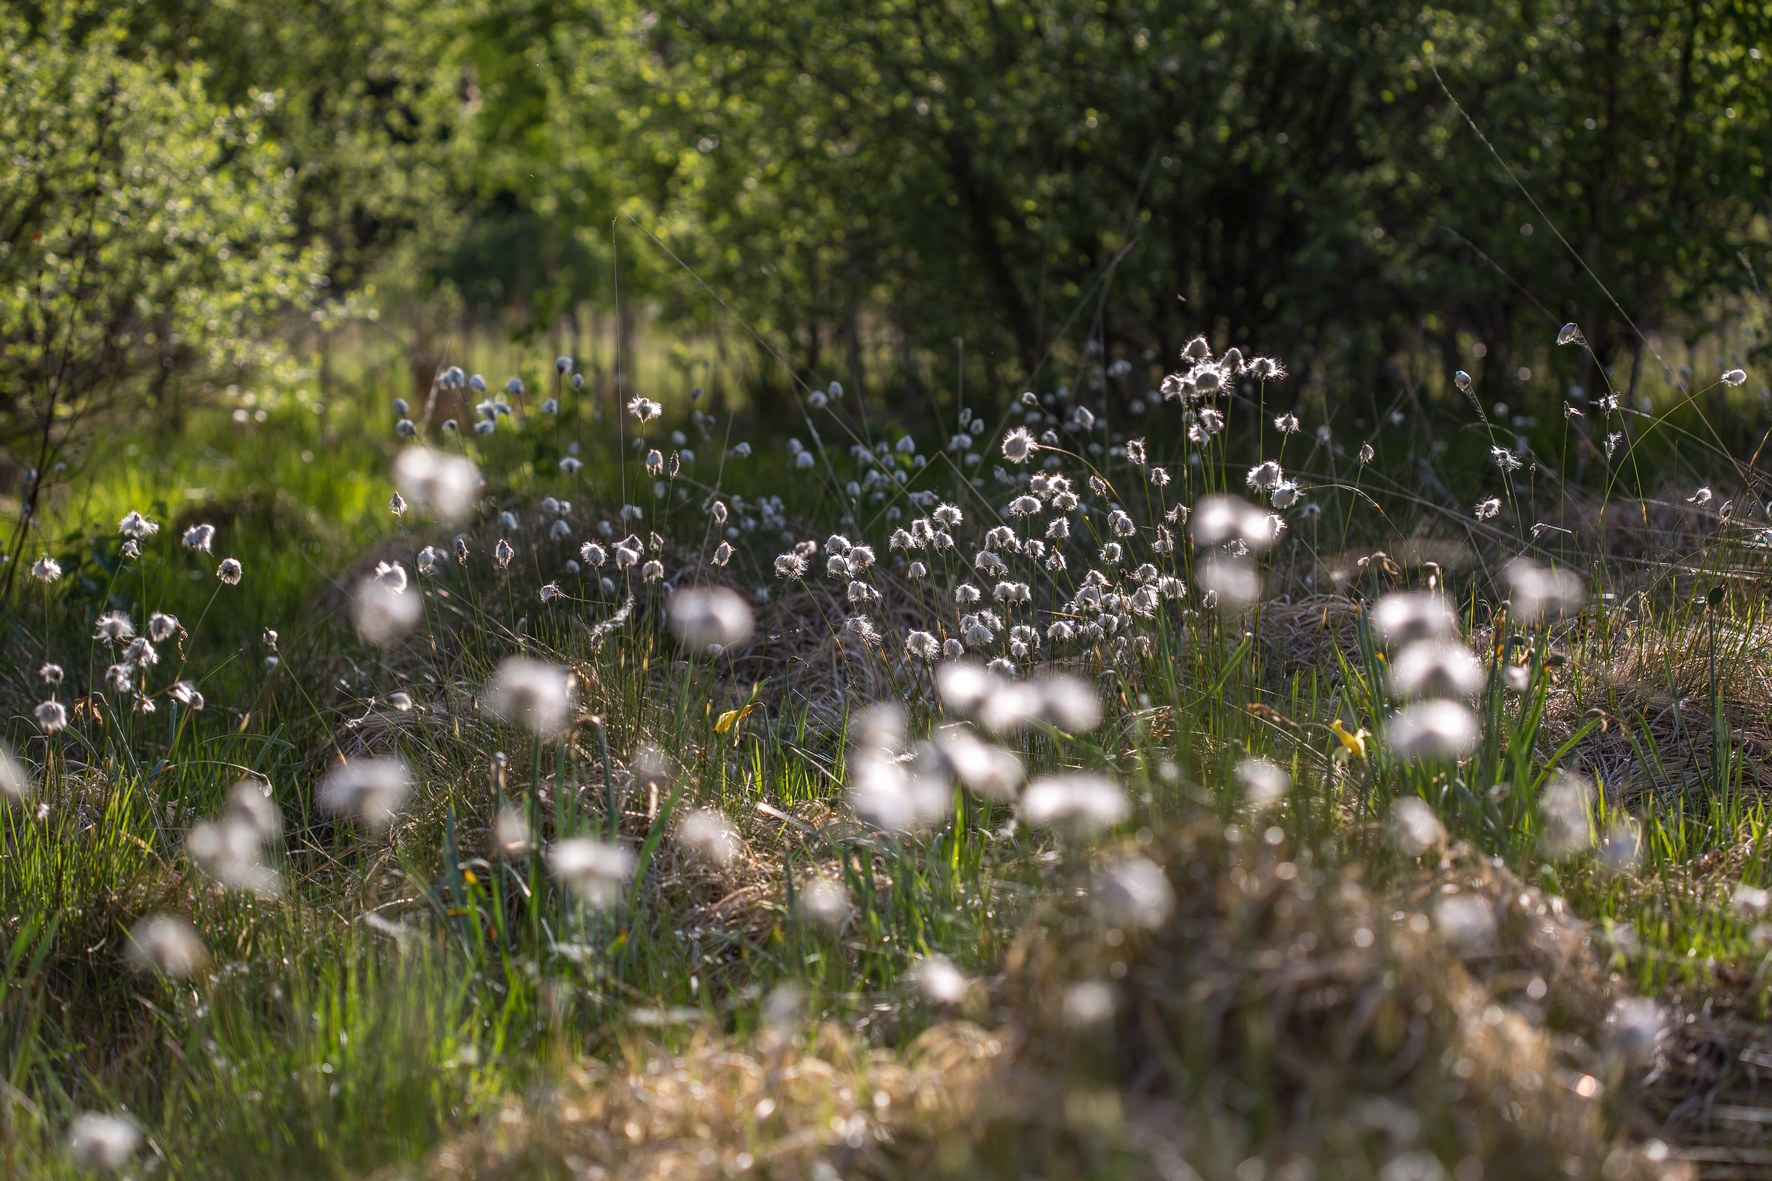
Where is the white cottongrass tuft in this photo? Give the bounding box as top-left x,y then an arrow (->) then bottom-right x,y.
666,586 -> 754,651
1000,426 -> 1039,463
847,703 -> 951,833
94,612 -> 135,645
0,743 -> 29,807
483,657 -> 576,739
1021,773 -> 1129,836
31,554 -> 62,582
393,446 -> 481,524
119,511 -> 159,540
65,1112 -> 143,1171
125,915 -> 208,978
546,838 -> 635,907
1537,771 -> 1594,857
1721,367 -> 1748,387
1433,893 -> 1495,952
1093,855 -> 1175,930
1191,494 -> 1281,553
910,955 -> 971,1006
493,804 -> 534,857
1607,996 -> 1666,1065
216,558 -> 243,585
1506,558 -> 1584,624
352,575 -> 421,648
35,701 -> 67,733
936,727 -> 1024,803
796,876 -> 853,928
1383,700 -> 1479,762
317,757 -> 412,832
1387,640 -> 1485,700
182,523 -> 216,553
676,807 -> 743,867
1389,796 -> 1446,856
1370,592 -> 1458,648
1234,756 -> 1290,809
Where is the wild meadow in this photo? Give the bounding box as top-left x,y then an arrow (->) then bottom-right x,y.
8,1 -> 1772,1177
5,317 -> 1772,1180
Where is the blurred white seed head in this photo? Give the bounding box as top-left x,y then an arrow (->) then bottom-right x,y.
1732,883 -> 1770,919
1235,756 -> 1290,810
1063,980 -> 1117,1027
848,703 -> 951,833
182,523 -> 216,553
910,955 -> 970,1006
65,1112 -> 143,1172
225,777 -> 283,842
1607,996 -> 1666,1066
1191,494 -> 1278,553
483,657 -> 575,739
667,585 -> 754,651
1197,556 -> 1261,611
352,575 -> 422,648
1093,854 -> 1175,930
1022,773 -> 1129,837
125,915 -> 207,979
677,807 -> 743,867
1390,796 -> 1446,857
546,838 -> 634,907
937,726 -> 1024,802
1538,772 -> 1594,857
1506,558 -> 1585,625
0,743 -> 28,807
1370,592 -> 1458,648
1383,700 -> 1479,762
393,446 -> 481,524
1388,640 -> 1485,700
796,876 -> 853,928
317,757 -> 412,832
1433,893 -> 1495,952
494,804 -> 534,857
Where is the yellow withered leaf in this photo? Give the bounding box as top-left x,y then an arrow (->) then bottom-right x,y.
714,702 -> 758,734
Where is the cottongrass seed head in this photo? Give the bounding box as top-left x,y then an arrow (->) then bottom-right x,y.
483,657 -> 576,739
666,585 -> 755,652
65,1112 -> 143,1172
546,838 -> 635,907
317,756 -> 412,832
125,915 -> 208,979
1021,772 -> 1129,837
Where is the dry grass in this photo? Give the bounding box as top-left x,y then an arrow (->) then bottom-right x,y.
414,1021 -> 1008,1181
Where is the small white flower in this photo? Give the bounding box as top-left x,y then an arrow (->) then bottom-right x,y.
30,555 -> 62,582
217,558 -> 243,585
1722,368 -> 1748,387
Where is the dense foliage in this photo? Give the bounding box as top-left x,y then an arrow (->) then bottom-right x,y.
4,0 -> 1771,446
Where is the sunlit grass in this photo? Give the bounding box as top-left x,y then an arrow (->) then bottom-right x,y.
2,324 -> 1768,1178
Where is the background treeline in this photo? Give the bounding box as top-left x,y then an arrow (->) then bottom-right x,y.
3,0 -> 1770,455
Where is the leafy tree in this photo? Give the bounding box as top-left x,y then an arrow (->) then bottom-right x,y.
0,5 -> 317,599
